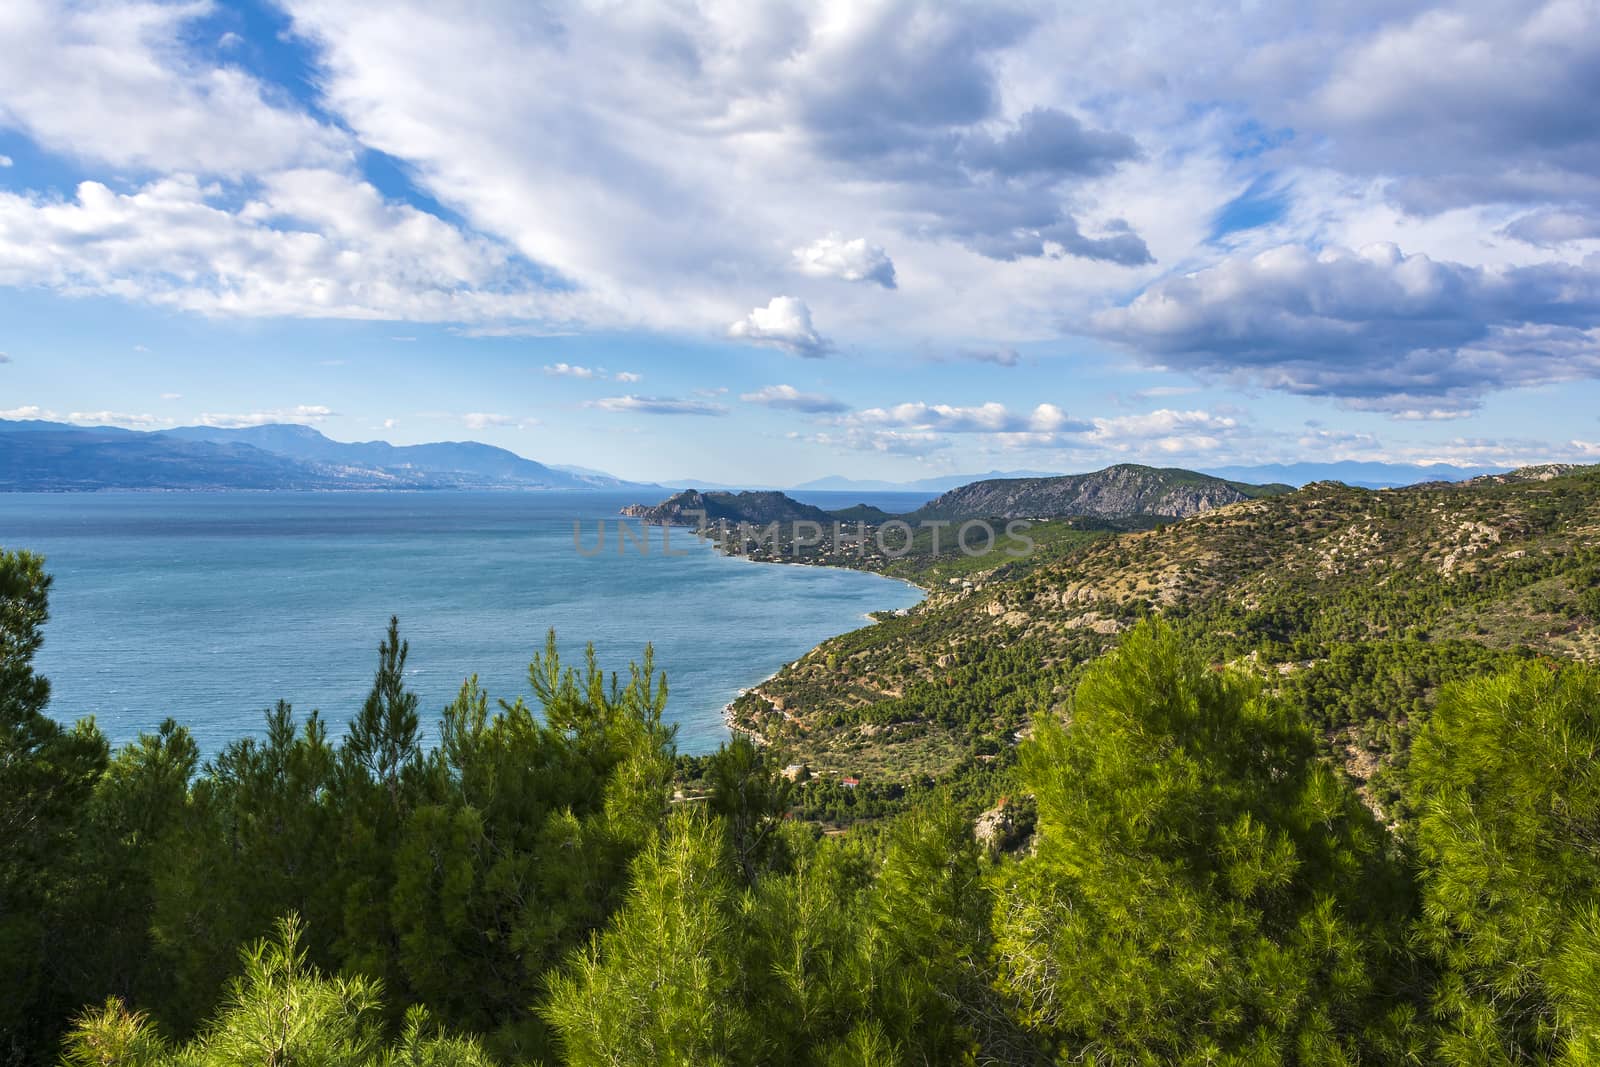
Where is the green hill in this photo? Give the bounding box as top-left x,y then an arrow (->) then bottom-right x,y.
729,464 -> 1600,792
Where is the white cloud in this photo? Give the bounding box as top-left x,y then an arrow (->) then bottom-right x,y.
739,384 -> 848,413
195,405 -> 335,428
590,395 -> 728,416
0,0 -> 1597,423
462,412 -> 532,430
803,428 -> 948,457
0,0 -> 349,176
382,417 -> 399,429
0,405 -> 173,429
793,235 -> 897,288
544,362 -> 598,378
160,392 -> 182,400
1084,408 -> 1239,455
0,155 -> 11,167
853,401 -> 1087,434
0,172 -> 582,324
1094,243 -> 1600,413
728,297 -> 832,357
0,351 -> 10,363
67,410 -> 173,430
1502,209 -> 1600,248
613,370 -> 642,383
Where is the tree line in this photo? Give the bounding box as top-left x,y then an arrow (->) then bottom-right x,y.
4,548 -> 1598,1065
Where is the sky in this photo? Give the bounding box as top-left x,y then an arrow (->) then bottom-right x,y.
2,0 -> 1599,485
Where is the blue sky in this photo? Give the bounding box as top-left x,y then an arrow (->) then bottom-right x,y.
2,0 -> 1599,484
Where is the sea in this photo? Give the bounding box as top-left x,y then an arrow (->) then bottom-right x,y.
0,490 -> 931,757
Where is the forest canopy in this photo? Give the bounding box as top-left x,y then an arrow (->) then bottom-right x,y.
4,546 -> 1600,1065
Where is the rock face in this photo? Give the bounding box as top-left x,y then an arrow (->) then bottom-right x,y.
911,463 -> 1288,521
620,489 -> 836,526
974,801 -> 1017,855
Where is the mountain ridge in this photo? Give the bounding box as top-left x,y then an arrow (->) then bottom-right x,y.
0,420 -> 658,492
909,463 -> 1290,521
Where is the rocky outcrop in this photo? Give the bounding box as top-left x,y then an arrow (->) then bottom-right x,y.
620,489 -> 835,526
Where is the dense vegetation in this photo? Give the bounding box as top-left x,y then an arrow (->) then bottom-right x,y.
6,467 -> 1600,1065
732,466 -> 1600,789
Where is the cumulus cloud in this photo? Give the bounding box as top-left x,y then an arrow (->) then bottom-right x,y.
0,172 -> 584,324
195,405 -> 335,428
1084,408 -> 1239,454
739,384 -> 848,414
728,297 -> 832,357
853,401 -> 1088,435
0,405 -> 49,420
590,395 -> 728,416
3,0 -> 1599,425
544,362 -> 598,378
793,235 -> 897,288
613,370 -> 642,383
1095,243 -> 1600,413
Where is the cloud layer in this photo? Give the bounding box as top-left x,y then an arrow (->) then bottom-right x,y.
0,0 -> 1598,422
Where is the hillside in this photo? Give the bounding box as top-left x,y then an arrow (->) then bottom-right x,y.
910,463 -> 1290,521
620,488 -> 837,526
730,464 -> 1600,797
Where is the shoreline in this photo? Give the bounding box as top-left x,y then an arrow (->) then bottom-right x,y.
714,547 -> 929,746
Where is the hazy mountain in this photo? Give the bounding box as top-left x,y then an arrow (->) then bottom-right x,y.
1199,461 -> 1506,489
0,426 -> 380,491
0,420 -> 656,491
911,464 -> 1291,521
163,423 -> 653,489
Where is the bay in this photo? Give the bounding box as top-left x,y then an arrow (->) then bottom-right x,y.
0,491 -> 924,755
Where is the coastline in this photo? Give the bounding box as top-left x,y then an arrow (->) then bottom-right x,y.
714,550 -> 930,746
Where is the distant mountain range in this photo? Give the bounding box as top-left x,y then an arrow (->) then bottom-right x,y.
0,417 -> 1519,495
623,465 -> 1292,525
0,420 -> 658,492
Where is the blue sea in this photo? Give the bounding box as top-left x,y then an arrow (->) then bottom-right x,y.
0,491 -> 928,756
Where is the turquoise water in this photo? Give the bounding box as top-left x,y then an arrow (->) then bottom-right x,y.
0,492 -> 924,755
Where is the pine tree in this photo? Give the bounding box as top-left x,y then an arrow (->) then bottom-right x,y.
992,620 -> 1423,1063
345,616 -> 421,812
1409,661 -> 1600,1063
0,550 -> 110,1064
